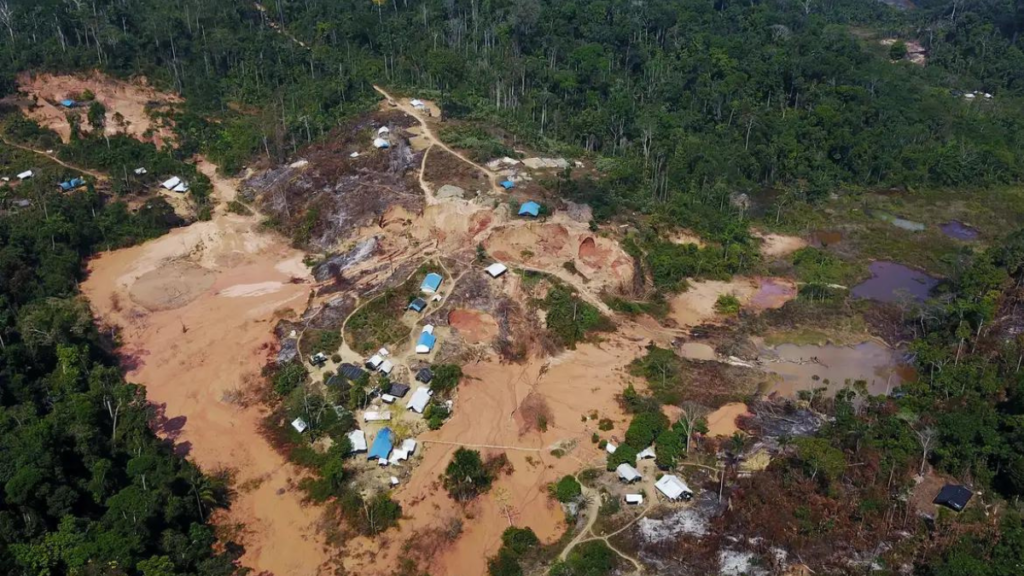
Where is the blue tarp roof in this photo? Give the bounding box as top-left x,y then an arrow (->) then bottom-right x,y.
518,201 -> 540,217
60,99 -> 75,107
408,298 -> 427,312
500,180 -> 515,189
417,331 -> 436,351
368,427 -> 393,460
421,273 -> 443,292
59,177 -> 85,191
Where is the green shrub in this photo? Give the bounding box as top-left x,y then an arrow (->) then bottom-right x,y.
606,444 -> 638,471
598,418 -> 614,431
443,448 -> 494,501
541,286 -> 614,348
624,411 -> 670,450
501,526 -> 540,556
273,362 -> 308,396
550,475 -> 582,503
714,293 -> 741,315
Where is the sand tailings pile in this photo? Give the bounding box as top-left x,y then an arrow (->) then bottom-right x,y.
668,277 -> 797,328
342,340 -> 644,575
81,185 -> 330,575
17,72 -> 181,146
483,221 -> 634,291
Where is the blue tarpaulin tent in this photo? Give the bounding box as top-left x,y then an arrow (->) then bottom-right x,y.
420,273 -> 443,293
59,177 -> 85,191
60,99 -> 75,108
500,180 -> 515,189
518,201 -> 540,217
368,428 -> 393,460
408,298 -> 427,313
416,331 -> 436,353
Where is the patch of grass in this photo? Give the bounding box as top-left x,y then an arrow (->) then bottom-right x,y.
345,266 -> 433,354
538,285 -> 614,349
438,123 -> 515,163
603,294 -> 670,319
227,200 -> 252,215
715,293 -> 741,315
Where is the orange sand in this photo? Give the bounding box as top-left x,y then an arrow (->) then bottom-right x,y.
81,171 -> 330,575
343,341 -> 642,575
706,402 -> 750,437
448,309 -> 499,344
17,72 -> 181,146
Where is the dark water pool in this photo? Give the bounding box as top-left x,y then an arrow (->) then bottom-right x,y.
852,261 -> 938,303
940,220 -> 980,240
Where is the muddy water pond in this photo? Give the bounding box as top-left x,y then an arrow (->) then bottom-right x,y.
760,341 -> 909,397
941,220 -> 980,240
852,261 -> 938,303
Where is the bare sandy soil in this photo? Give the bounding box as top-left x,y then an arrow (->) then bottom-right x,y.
448,308 -> 499,344
82,163 -> 331,574
753,230 -> 808,258
343,340 -> 643,575
706,402 -> 750,437
484,220 -> 635,292
17,72 -> 180,146
668,277 -> 796,328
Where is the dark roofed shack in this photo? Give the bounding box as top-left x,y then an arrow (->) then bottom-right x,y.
416,367 -> 433,383
933,484 -> 973,512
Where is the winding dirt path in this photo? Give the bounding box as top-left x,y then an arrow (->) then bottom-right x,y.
0,136 -> 108,180
373,85 -> 501,194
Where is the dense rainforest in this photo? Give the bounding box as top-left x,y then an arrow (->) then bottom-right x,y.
2,0 -> 1024,575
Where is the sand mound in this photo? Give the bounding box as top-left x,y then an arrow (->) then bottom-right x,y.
484,223 -> 634,290
706,402 -> 750,437
486,223 -> 572,262
448,309 -> 499,344
129,261 -> 216,311
668,277 -> 796,327
17,71 -> 181,146
754,231 -> 807,258
670,230 -> 707,247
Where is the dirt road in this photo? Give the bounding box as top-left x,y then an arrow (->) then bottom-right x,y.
373,85 -> 502,194
0,136 -> 107,180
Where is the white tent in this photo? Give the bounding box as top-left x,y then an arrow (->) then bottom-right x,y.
485,263 -> 508,278
291,418 -> 308,433
379,360 -> 394,375
373,137 -> 390,149
172,182 -> 189,193
625,494 -> 644,505
366,355 -> 384,369
655,475 -> 693,501
378,126 -> 390,135
381,394 -> 397,404
407,387 -> 431,413
17,170 -> 33,180
605,442 -> 618,454
400,438 -> 417,455
422,325 -> 435,335
616,463 -> 641,483
636,447 -> 656,461
363,411 -> 392,422
349,151 -> 360,158
410,99 -> 425,109
161,176 -> 181,190
347,429 -> 367,452
390,476 -> 400,486
134,167 -> 147,175
378,347 -> 391,357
